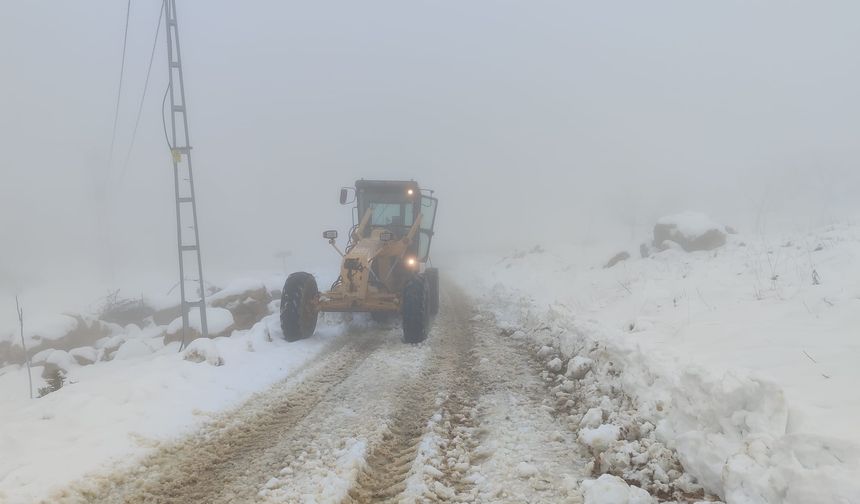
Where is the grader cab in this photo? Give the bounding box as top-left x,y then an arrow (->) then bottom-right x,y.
280,180 -> 439,343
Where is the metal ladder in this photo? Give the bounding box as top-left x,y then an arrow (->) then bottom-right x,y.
164,0 -> 208,347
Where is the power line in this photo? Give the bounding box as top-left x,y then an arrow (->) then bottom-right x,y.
107,0 -> 133,174
118,0 -> 166,185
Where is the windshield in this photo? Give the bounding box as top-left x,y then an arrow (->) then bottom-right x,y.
369,202 -> 413,227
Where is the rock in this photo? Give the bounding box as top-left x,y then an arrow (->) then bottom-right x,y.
653,211 -> 727,252
725,225 -> 738,235
547,357 -> 563,372
604,251 -> 631,269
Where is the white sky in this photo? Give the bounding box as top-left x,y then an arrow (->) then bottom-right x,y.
1,0 -> 859,320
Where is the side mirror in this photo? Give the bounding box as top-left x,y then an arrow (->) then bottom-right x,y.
339,188 -> 353,205
323,230 -> 338,240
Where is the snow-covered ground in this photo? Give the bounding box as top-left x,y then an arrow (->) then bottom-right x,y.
0,287 -> 345,504
449,219 -> 860,503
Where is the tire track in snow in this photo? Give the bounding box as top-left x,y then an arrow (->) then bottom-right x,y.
344,284 -> 482,503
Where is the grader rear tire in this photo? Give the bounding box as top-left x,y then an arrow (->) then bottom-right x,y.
401,275 -> 429,343
280,272 -> 320,342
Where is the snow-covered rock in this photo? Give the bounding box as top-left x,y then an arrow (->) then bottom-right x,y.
182,338 -> 224,366
653,211 -> 726,252
38,349 -> 77,379
581,474 -> 655,504
69,346 -> 98,365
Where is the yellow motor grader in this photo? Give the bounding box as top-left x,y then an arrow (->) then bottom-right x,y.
280,180 -> 439,343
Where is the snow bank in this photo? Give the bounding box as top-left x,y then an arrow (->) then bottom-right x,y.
449,220 -> 860,502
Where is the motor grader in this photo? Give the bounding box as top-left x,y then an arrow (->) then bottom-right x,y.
280,180 -> 439,343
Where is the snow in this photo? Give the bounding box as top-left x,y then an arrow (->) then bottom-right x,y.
580,407 -> 604,428
581,474 -> 655,504
515,461 -> 539,478
449,219 -> 860,502
0,312 -> 344,503
656,211 -> 723,239
112,338 -> 160,360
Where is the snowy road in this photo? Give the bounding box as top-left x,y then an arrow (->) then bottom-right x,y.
48,285 -> 693,504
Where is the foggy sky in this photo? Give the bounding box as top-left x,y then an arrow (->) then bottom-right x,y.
2,1 -> 859,319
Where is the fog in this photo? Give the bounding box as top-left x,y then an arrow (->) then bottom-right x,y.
2,1 -> 859,323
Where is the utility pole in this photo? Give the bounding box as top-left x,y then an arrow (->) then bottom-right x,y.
164,0 -> 209,348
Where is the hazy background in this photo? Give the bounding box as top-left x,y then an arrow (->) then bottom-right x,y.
1,1 -> 859,325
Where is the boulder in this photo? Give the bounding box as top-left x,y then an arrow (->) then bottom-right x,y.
653,212 -> 726,252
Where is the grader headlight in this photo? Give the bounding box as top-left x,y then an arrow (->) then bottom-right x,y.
405,256 -> 418,268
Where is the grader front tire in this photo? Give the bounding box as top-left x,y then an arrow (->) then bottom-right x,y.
280,272 -> 320,342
